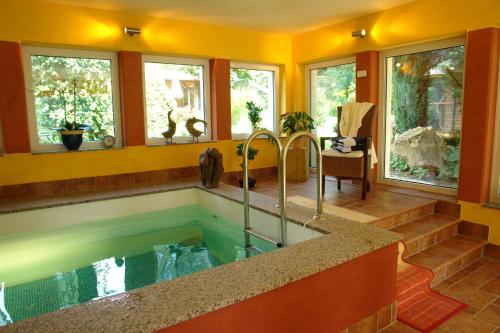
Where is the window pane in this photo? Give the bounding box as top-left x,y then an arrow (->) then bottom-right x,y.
384,45 -> 464,189
310,63 -> 356,138
31,55 -> 115,144
144,62 -> 206,138
230,68 -> 275,134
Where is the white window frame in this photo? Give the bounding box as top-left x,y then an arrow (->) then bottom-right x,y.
142,55 -> 211,145
305,56 -> 356,134
22,46 -> 122,152
378,37 -> 466,195
490,56 -> 500,204
230,62 -> 279,140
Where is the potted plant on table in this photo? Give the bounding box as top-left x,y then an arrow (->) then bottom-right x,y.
280,112 -> 315,149
246,101 -> 263,132
236,143 -> 259,188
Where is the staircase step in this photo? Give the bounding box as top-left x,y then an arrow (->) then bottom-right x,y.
372,201 -> 436,230
405,234 -> 487,286
391,214 -> 460,258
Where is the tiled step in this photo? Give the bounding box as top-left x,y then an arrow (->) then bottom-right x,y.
405,234 -> 488,286
372,201 -> 436,230
391,214 -> 460,258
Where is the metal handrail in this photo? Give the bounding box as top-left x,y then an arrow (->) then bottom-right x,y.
281,132 -> 323,241
243,130 -> 284,249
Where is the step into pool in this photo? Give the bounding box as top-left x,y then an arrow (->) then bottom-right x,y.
0,188 -> 321,326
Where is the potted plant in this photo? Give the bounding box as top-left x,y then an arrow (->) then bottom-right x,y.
246,101 -> 263,132
236,143 -> 259,188
280,112 -> 315,149
55,78 -> 90,151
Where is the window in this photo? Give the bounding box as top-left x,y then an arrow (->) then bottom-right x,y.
490,61 -> 500,204
307,58 -> 356,139
143,56 -> 210,144
23,47 -> 121,152
381,38 -> 465,191
230,63 -> 278,139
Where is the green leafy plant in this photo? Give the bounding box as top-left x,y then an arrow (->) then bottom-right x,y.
56,78 -> 90,132
246,101 -> 263,129
390,154 -> 410,172
236,143 -> 259,169
439,145 -> 460,179
410,166 -> 429,179
280,112 -> 315,135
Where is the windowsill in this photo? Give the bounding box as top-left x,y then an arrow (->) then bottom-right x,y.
32,146 -> 125,155
484,202 -> 500,210
146,140 -> 218,147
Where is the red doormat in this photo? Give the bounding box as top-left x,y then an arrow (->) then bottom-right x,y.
396,261 -> 467,332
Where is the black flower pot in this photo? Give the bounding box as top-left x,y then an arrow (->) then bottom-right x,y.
60,130 -> 84,151
238,177 -> 256,189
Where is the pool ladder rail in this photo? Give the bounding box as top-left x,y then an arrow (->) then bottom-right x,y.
242,130 -> 323,256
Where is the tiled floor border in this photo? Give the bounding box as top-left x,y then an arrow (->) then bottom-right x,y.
341,302 -> 397,332
0,166 -> 277,200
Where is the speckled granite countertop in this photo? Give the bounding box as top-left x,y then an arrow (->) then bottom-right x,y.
0,181 -> 402,333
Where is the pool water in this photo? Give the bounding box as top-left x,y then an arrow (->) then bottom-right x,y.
0,204 -> 274,326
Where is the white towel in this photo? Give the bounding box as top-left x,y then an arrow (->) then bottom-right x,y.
338,137 -> 356,147
338,102 -> 378,168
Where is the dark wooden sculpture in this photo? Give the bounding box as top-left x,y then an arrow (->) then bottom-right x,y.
199,148 -> 224,188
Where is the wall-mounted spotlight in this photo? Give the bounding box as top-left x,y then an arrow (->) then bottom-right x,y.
352,29 -> 367,38
124,27 -> 141,36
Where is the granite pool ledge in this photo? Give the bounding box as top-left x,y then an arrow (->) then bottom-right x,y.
0,181 -> 402,333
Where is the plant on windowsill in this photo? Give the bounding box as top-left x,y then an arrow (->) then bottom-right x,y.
279,112 -> 315,149
236,143 -> 259,189
54,78 -> 90,151
246,101 -> 263,132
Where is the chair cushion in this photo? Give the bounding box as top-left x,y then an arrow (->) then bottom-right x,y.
321,149 -> 373,158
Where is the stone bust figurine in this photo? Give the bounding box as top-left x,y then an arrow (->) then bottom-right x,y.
199,148 -> 224,188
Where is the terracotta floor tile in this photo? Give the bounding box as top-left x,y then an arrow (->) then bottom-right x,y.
438,312 -> 496,333
461,270 -> 498,288
448,269 -> 472,282
481,277 -> 500,295
482,261 -> 500,274
380,321 -> 419,333
433,279 -> 456,293
444,283 -> 497,309
463,305 -> 480,315
463,259 -> 490,273
476,304 -> 500,327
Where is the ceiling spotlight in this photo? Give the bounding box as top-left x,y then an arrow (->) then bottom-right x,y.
352,29 -> 367,38
124,27 -> 141,36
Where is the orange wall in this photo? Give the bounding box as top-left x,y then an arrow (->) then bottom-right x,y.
159,243 -> 398,333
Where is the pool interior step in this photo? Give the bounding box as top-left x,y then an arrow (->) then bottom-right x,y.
404,234 -> 487,286
391,214 -> 460,258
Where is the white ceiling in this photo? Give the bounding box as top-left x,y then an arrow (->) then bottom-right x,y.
43,0 -> 415,34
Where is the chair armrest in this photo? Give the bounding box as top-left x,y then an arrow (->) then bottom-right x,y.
320,136 -> 341,150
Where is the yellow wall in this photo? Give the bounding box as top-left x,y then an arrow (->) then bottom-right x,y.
291,0 -> 500,110
460,202 -> 500,245
0,140 -> 277,186
0,0 -> 291,185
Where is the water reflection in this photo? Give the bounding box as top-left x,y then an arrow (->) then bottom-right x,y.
1,239 -> 223,324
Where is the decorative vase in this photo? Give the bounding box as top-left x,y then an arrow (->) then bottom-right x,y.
60,130 -> 84,151
238,177 -> 257,189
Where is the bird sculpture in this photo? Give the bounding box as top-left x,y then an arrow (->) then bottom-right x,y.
162,110 -> 176,144
185,117 -> 207,142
